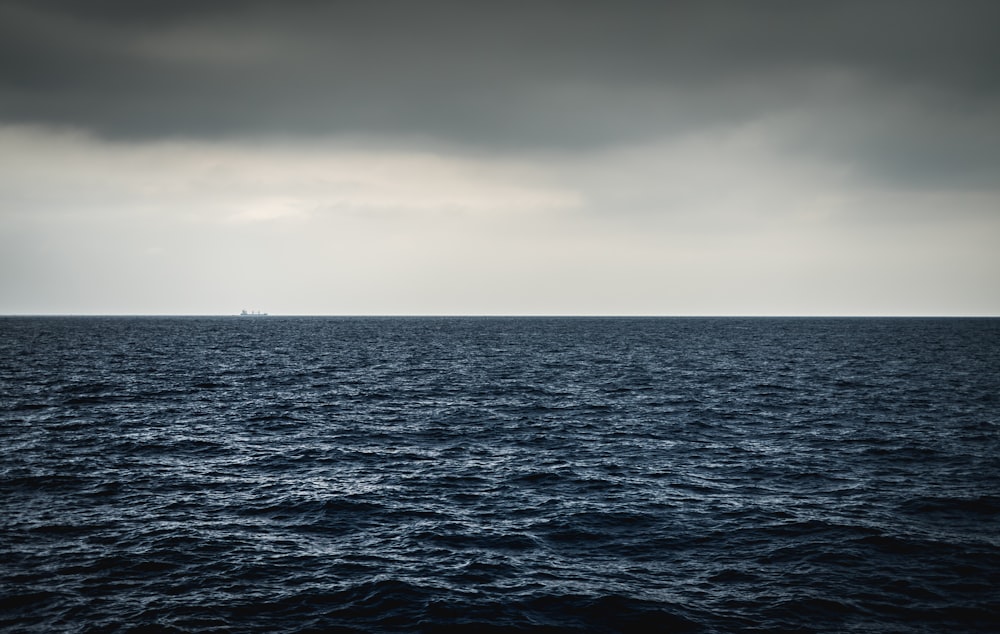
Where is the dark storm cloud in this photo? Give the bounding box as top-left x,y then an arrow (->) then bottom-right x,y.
2,0 -> 999,185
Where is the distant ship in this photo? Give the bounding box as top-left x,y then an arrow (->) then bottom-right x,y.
240,309 -> 268,316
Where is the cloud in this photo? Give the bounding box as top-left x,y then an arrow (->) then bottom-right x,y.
1,0 -> 998,191
0,125 -> 580,221
2,1 -> 998,314
2,122 -> 998,315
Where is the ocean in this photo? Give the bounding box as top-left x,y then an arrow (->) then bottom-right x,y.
2,316 -> 998,632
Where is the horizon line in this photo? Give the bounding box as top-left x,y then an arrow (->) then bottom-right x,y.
2,313 -> 998,319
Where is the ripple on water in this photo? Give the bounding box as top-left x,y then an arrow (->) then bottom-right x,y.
1,316 -> 999,632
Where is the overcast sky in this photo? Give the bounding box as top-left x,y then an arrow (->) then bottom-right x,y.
2,0 -> 998,315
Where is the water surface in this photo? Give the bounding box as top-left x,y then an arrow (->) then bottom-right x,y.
2,317 -> 998,632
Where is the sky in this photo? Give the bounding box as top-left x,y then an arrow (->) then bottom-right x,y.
1,0 -> 998,315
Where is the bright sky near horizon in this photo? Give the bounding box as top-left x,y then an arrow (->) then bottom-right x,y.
1,1 -> 998,315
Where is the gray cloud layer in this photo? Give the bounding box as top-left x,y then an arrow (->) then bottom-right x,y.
2,0 -> 999,188
3,1 -> 999,315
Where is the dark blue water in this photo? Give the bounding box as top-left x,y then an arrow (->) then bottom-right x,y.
2,317 -> 998,633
